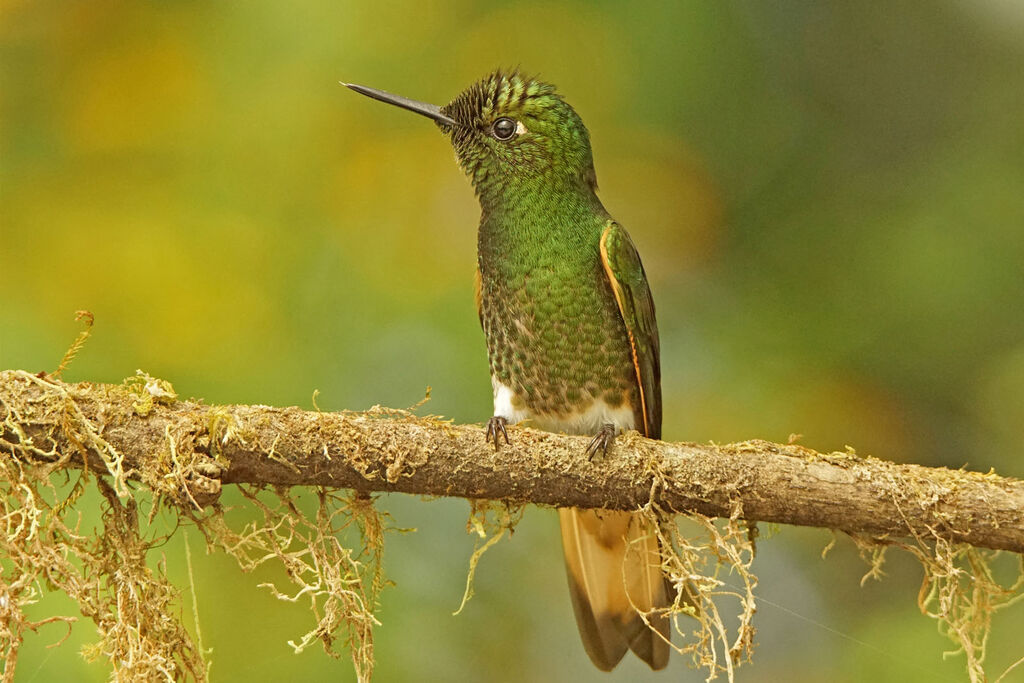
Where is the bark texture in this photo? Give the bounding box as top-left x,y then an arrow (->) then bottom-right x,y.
2,369 -> 1022,553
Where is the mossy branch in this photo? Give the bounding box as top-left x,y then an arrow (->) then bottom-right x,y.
2,369 -> 1022,554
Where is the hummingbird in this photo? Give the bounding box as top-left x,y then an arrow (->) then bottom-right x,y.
345,70 -> 677,671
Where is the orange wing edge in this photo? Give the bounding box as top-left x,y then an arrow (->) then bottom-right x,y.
598,223 -> 650,438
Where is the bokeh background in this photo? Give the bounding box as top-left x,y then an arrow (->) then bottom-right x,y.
3,1 -> 1024,681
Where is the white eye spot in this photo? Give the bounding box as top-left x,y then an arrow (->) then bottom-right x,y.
515,120 -> 528,136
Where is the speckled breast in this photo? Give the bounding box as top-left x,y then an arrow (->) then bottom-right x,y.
478,249 -> 640,424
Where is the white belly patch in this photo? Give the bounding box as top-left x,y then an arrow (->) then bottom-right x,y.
491,379 -> 635,437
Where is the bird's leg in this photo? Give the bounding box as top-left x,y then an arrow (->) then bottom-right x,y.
485,415 -> 511,450
585,423 -> 617,459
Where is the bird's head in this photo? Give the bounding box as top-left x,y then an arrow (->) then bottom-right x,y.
345,70 -> 597,202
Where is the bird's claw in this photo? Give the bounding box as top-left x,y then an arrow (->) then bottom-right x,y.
486,416 -> 511,451
585,423 -> 617,459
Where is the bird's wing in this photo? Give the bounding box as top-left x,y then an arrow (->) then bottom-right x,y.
598,221 -> 662,439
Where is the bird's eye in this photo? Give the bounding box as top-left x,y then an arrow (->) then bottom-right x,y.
491,117 -> 517,141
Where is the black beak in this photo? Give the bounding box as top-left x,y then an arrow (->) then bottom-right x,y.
342,82 -> 460,128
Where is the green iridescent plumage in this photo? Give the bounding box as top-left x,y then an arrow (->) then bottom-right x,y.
440,71 -> 659,432
441,72 -> 599,198
345,69 -> 672,672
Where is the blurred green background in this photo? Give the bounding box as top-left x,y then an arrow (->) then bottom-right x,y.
3,1 -> 1024,681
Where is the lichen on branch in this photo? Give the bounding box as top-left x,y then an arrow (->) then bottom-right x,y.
3,370 -> 1021,552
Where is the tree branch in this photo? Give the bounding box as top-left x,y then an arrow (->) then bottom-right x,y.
2,369 -> 1022,553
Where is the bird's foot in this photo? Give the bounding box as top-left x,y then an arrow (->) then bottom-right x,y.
585,423 -> 617,459
486,415 -> 511,451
